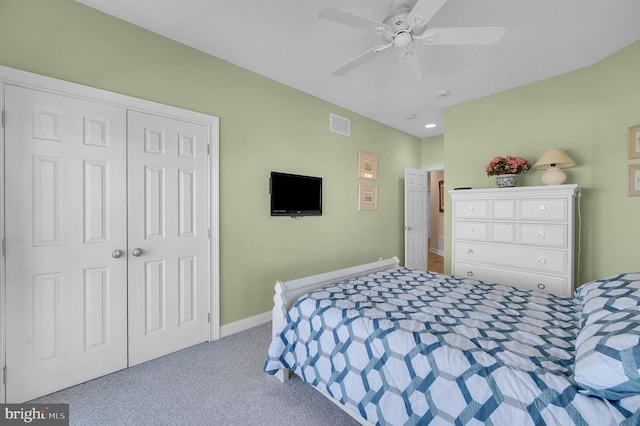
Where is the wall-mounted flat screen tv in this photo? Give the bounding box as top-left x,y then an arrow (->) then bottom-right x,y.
270,172 -> 322,217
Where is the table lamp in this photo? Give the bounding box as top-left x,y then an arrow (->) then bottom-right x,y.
533,148 -> 576,185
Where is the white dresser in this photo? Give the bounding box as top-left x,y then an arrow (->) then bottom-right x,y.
450,184 -> 579,297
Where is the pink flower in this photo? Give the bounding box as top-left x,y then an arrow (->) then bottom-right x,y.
485,156 -> 531,176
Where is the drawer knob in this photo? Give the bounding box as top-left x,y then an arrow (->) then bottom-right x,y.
537,283 -> 546,290
537,230 -> 546,238
467,249 -> 474,255
538,256 -> 546,264
539,205 -> 547,212
468,228 -> 474,234
467,271 -> 474,277
468,205 -> 474,212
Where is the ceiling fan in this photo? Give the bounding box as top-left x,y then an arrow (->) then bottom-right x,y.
318,0 -> 506,79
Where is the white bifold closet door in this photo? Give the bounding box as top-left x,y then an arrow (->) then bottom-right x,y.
4,85 -> 210,402
126,110 -> 210,367
4,84 -> 129,403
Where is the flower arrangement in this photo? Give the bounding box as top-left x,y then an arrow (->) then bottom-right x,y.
485,156 -> 531,176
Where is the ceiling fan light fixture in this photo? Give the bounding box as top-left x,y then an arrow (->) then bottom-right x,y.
394,31 -> 413,47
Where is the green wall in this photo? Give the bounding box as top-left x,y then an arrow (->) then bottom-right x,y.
421,134 -> 445,166
0,0 -> 421,324
443,40 -> 640,283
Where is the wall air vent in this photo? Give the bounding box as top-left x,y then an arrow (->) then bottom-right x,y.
330,113 -> 350,136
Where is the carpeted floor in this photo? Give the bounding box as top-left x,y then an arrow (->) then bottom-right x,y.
32,322 -> 360,425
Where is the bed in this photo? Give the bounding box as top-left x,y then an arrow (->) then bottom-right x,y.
264,257 -> 640,425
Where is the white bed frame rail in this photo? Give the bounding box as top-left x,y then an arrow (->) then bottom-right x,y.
271,256 -> 400,382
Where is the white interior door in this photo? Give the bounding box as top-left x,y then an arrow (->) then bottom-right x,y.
127,111 -> 210,366
4,84 -> 128,402
404,167 -> 428,270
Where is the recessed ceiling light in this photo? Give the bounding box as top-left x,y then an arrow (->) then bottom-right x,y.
425,123 -> 437,129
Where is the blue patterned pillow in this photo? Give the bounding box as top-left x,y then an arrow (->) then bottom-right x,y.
574,273 -> 640,400
575,273 -> 640,326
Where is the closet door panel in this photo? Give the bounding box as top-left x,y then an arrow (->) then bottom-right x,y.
127,110 -> 210,366
4,84 -> 128,402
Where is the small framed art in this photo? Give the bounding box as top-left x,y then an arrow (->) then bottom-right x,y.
358,184 -> 377,210
439,180 -> 444,212
629,164 -> 640,196
628,125 -> 640,159
358,151 -> 377,180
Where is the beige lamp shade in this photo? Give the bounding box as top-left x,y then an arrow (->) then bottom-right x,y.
533,148 -> 576,185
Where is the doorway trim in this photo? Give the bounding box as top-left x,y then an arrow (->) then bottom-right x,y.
423,163 -> 444,173
423,163 -> 444,248
422,163 -> 445,265
0,66 -> 220,402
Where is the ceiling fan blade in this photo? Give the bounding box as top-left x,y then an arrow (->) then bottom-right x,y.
319,7 -> 391,34
407,0 -> 449,26
416,26 -> 506,45
332,44 -> 390,76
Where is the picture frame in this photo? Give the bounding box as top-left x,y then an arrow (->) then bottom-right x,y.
629,164 -> 640,197
358,151 -> 378,180
439,180 -> 444,212
628,125 -> 640,159
358,184 -> 377,211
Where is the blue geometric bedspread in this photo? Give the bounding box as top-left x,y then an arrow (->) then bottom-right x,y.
264,268 -> 640,425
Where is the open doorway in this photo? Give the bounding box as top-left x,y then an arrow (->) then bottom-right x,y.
426,166 -> 444,273
403,165 -> 444,272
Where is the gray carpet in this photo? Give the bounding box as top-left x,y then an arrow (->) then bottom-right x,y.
32,322 -> 360,425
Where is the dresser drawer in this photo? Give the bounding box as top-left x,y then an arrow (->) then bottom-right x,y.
519,198 -> 567,221
452,261 -> 570,297
454,200 -> 489,219
519,224 -> 567,248
454,222 -> 516,243
454,221 -> 489,241
454,241 -> 567,274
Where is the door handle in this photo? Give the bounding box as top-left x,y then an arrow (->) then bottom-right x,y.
112,249 -> 124,259
132,248 -> 144,257
404,226 -> 413,231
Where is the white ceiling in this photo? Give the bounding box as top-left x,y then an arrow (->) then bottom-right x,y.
76,0 -> 640,138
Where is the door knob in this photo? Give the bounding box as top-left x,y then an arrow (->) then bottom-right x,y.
112,249 -> 124,259
132,248 -> 144,257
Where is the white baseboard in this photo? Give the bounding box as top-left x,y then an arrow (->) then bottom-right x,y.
429,247 -> 444,257
219,311 -> 271,338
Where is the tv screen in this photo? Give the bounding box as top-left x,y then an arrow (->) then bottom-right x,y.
270,172 -> 322,217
